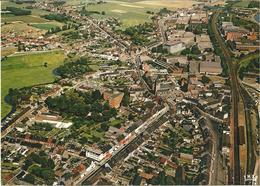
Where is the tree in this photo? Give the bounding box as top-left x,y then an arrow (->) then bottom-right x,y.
191,45 -> 201,55
101,122 -> 109,131
180,82 -> 188,92
91,101 -> 103,112
130,173 -> 142,185
201,75 -> 211,84
181,48 -> 191,55
103,102 -> 110,110
91,90 -> 102,101
248,1 -> 260,8
31,153 -> 48,165
43,13 -> 70,22
23,158 -> 34,170
44,62 -> 48,67
54,26 -> 61,33
91,112 -> 103,122
17,41 -> 25,51
128,113 -> 134,120
122,87 -> 130,106
117,134 -> 125,141
46,158 -> 55,169
41,169 -> 55,185
39,151 -> 47,157
6,7 -> 31,15
159,8 -> 171,15
239,66 -> 246,80
23,174 -> 35,184
101,11 -> 105,15
82,6 -> 86,12
56,57 -> 92,78
109,108 -> 117,117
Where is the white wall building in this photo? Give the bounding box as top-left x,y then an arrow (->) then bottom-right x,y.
85,147 -> 105,161
164,41 -> 185,54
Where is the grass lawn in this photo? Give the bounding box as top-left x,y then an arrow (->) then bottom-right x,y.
31,22 -> 63,30
1,50 -> 66,118
239,53 -> 259,68
1,46 -> 17,57
1,162 -> 19,169
110,118 -> 123,127
81,130 -> 105,143
233,1 -> 250,8
85,2 -> 156,29
89,64 -> 99,71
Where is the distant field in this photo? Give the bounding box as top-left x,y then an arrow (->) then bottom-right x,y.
2,14 -> 48,23
135,0 -> 196,8
1,50 -> 66,118
85,0 -> 196,28
233,1 -> 250,8
1,0 -> 50,15
1,0 -> 26,8
86,2 -> 155,28
1,1 -> 50,23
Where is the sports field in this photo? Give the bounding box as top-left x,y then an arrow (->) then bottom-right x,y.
31,22 -> 63,30
1,51 -> 66,118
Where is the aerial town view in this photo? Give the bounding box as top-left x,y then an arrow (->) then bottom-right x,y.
1,0 -> 259,185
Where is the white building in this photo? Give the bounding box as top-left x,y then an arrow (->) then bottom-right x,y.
85,147 -> 105,161
163,41 -> 185,54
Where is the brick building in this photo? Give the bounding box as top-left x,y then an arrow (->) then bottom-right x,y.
103,91 -> 124,109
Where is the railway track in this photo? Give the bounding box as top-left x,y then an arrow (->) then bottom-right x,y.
239,86 -> 256,184
211,11 -> 241,184
211,10 -> 257,184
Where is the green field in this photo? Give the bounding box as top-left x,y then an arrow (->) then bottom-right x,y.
31,22 -> 63,30
1,0 -> 27,8
84,1 -> 166,28
233,1 -> 250,8
2,14 -> 48,23
1,51 -> 66,118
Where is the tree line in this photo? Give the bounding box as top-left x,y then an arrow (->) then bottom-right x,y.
5,7 -> 31,16
42,13 -> 70,23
